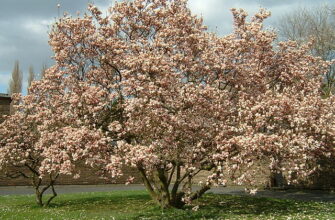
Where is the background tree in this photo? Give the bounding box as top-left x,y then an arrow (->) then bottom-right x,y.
8,60 -> 22,95
277,5 -> 335,96
0,66 -> 119,206
0,94 -> 59,207
27,65 -> 35,93
8,60 -> 23,113
40,63 -> 48,80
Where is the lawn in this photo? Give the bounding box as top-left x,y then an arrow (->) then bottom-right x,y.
0,190 -> 334,220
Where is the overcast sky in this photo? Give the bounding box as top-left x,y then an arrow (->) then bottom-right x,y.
0,0 -> 333,94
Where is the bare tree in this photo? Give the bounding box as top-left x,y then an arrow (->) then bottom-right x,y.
27,65 -> 35,93
8,60 -> 23,95
277,5 -> 335,96
40,63 -> 48,79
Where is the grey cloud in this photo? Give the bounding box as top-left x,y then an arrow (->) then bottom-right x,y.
0,0 -> 111,93
188,0 -> 334,35
0,0 -> 94,20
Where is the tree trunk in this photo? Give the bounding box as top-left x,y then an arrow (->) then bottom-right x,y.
137,166 -> 209,209
44,184 -> 57,207
35,190 -> 43,207
33,173 -> 59,207
170,191 -> 185,208
269,170 -> 286,188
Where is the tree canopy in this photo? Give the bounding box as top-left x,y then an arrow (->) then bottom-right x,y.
0,0 -> 334,208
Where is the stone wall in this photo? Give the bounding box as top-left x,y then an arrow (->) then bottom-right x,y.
0,165 -> 142,186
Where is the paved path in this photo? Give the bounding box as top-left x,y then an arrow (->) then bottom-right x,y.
0,184 -> 334,202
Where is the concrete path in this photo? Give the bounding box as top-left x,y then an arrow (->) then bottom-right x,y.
0,184 -> 146,195
0,184 -> 334,202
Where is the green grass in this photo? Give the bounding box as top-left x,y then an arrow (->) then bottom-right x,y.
0,190 -> 334,220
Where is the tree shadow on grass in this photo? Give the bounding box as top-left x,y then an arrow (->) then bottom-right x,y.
188,193 -> 330,219
134,193 -> 333,220
48,191 -> 152,210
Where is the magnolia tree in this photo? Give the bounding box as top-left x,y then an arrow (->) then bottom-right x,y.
0,72 -> 119,206
7,0 -> 333,209
0,94 -> 59,207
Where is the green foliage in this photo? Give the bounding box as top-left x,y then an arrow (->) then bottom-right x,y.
0,190 -> 334,219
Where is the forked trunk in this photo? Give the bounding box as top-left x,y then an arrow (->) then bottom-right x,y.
34,184 -> 58,207
32,173 -> 59,207
138,166 -> 210,209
